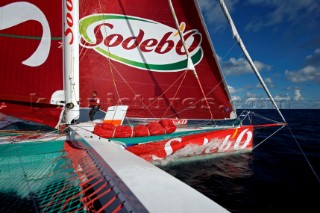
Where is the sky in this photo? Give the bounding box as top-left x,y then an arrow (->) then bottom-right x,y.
198,0 -> 320,109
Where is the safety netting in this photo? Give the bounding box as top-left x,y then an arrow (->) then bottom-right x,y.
0,140 -> 145,212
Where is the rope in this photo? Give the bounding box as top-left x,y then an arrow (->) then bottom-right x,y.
109,62 -> 157,118
136,70 -> 189,118
161,71 -> 188,118
166,79 -> 225,124
250,111 -> 281,124
98,0 -> 122,104
222,40 -> 237,60
252,124 -> 286,150
286,126 -> 320,184
252,123 -> 320,184
248,109 -> 320,184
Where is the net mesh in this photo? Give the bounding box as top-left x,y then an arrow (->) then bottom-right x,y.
0,140 -> 136,213
0,141 -> 85,212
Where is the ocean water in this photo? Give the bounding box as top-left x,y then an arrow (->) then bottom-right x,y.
158,109 -> 320,213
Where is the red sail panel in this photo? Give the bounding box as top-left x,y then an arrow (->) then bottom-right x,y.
0,1 -> 63,127
79,0 -> 234,120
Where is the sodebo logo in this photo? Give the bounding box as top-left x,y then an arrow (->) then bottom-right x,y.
79,14 -> 203,72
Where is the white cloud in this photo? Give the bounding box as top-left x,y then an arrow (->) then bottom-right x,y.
274,95 -> 290,101
221,57 -> 271,75
293,89 -> 304,101
285,66 -> 319,83
231,96 -> 241,101
285,49 -> 320,83
227,85 -> 242,102
245,92 -> 256,98
305,48 -> 320,67
227,85 -> 235,94
256,77 -> 274,88
265,77 -> 274,88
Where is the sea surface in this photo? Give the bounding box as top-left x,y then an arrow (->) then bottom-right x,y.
158,109 -> 320,213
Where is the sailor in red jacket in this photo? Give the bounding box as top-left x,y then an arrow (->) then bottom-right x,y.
88,91 -> 100,121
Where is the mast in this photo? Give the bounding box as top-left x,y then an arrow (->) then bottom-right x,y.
219,0 -> 286,122
168,0 -> 214,119
63,0 -> 80,124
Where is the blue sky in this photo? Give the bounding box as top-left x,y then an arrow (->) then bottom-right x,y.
198,0 -> 320,109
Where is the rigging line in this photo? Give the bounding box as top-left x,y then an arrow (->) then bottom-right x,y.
132,71 -> 188,118
205,79 -> 232,110
250,111 -> 281,124
252,124 -> 286,150
222,40 -> 237,60
166,79 -> 225,120
101,62 -> 155,120
98,0 -> 122,105
165,95 -> 217,124
168,0 -> 214,120
80,52 -> 97,95
150,71 -> 187,111
107,62 -> 157,119
216,55 -> 237,114
253,124 -> 320,184
95,0 -> 128,125
107,57 -> 122,105
131,70 -> 188,118
161,71 -> 188,118
217,39 -> 242,115
286,126 -> 320,184
109,67 -> 122,104
141,72 -> 190,115
164,66 -> 233,120
165,84 -> 222,124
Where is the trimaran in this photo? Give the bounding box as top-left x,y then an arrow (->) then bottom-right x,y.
0,0 -> 287,212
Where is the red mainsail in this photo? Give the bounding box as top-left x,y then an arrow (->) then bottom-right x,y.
79,0 -> 234,120
0,0 -> 63,127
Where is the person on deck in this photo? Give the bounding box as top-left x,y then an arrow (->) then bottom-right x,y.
88,91 -> 100,121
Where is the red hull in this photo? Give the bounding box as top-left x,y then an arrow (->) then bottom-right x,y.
126,125 -> 253,162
